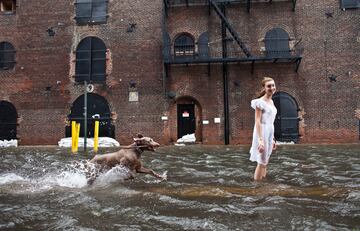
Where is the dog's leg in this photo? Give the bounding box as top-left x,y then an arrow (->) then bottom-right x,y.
136,167 -> 166,180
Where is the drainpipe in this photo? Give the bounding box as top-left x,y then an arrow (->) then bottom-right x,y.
221,4 -> 230,145
84,81 -> 87,151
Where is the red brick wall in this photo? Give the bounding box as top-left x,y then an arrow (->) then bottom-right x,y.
166,0 -> 359,144
0,0 -> 358,145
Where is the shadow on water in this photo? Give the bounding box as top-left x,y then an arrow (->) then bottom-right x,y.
0,144 -> 359,230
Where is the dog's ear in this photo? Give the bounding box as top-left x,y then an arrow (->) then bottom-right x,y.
133,134 -> 144,142
133,136 -> 144,145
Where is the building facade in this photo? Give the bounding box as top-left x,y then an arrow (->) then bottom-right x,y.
0,0 -> 359,145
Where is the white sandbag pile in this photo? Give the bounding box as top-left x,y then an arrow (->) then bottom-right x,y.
175,134 -> 196,146
0,139 -> 18,147
275,141 -> 295,145
58,137 -> 120,148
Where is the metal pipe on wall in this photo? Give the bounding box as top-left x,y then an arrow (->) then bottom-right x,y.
221,4 -> 230,145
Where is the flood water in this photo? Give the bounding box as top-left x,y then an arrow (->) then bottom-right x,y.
0,144 -> 359,230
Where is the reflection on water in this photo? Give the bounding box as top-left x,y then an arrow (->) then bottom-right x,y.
0,144 -> 359,230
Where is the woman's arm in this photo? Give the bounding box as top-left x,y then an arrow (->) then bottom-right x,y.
255,107 -> 264,153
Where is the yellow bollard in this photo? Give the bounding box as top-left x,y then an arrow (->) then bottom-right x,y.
75,123 -> 80,152
94,120 -> 99,152
71,121 -> 77,153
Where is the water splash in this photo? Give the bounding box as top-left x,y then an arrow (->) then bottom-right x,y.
0,173 -> 26,185
93,165 -> 134,186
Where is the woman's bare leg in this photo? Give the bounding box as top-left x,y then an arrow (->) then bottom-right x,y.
262,167 -> 267,178
254,164 -> 265,180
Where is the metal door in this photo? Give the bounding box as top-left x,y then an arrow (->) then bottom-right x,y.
0,101 -> 17,140
273,92 -> 299,142
177,104 -> 196,139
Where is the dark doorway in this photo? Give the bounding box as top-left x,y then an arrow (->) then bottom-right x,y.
0,101 -> 17,140
273,92 -> 299,142
177,104 -> 196,139
66,93 -> 114,138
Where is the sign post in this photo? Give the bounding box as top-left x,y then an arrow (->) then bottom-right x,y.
84,81 -> 88,151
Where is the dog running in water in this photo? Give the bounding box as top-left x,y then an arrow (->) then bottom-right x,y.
84,134 -> 166,184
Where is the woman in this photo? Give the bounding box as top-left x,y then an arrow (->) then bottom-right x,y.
249,77 -> 277,181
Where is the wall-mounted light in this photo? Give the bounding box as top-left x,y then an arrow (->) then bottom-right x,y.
129,80 -> 137,89
328,74 -> 337,82
46,22 -> 65,37
127,23 -> 137,33
46,27 -> 56,36
325,12 -> 333,18
167,91 -> 176,99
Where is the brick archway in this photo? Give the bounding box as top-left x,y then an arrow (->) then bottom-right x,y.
169,96 -> 202,143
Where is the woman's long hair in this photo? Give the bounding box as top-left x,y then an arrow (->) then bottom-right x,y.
255,77 -> 274,98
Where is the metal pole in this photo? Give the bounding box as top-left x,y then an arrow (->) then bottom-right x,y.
84,80 -> 87,151
221,4 -> 229,145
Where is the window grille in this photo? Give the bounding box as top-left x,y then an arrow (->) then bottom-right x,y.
174,34 -> 195,57
75,37 -> 107,82
265,28 -> 291,58
75,0 -> 108,25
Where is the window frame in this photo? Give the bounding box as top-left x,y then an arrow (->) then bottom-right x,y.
0,42 -> 16,71
340,0 -> 360,10
264,28 -> 291,58
75,37 -> 107,83
74,0 -> 109,25
174,33 -> 196,57
0,0 -> 16,14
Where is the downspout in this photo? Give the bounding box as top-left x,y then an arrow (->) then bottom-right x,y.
221,4 -> 230,145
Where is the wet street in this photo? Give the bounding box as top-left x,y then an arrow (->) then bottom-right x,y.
0,144 -> 359,230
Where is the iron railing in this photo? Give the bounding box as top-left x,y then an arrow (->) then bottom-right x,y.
164,43 -> 302,62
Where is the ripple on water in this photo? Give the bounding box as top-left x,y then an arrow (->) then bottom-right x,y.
0,145 -> 359,230
159,195 -> 213,209
143,214 -> 230,231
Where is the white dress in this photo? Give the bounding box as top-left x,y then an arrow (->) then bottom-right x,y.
249,98 -> 277,165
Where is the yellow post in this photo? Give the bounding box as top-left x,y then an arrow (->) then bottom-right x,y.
75,123 -> 80,152
94,120 -> 99,152
72,123 -> 80,153
71,121 -> 76,153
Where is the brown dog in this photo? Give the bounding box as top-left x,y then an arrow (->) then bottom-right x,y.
87,134 -> 165,184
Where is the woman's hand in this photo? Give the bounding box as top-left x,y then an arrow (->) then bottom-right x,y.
272,138 -> 277,151
258,139 -> 265,154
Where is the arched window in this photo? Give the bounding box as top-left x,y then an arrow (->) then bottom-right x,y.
174,33 -> 195,57
75,37 -> 106,82
265,28 -> 290,58
74,0 -> 108,25
163,32 -> 171,62
198,32 -> 209,59
0,42 -> 16,70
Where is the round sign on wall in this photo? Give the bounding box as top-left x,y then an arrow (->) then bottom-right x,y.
87,84 -> 94,93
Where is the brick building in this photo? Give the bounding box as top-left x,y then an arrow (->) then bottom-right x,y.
0,0 -> 359,145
